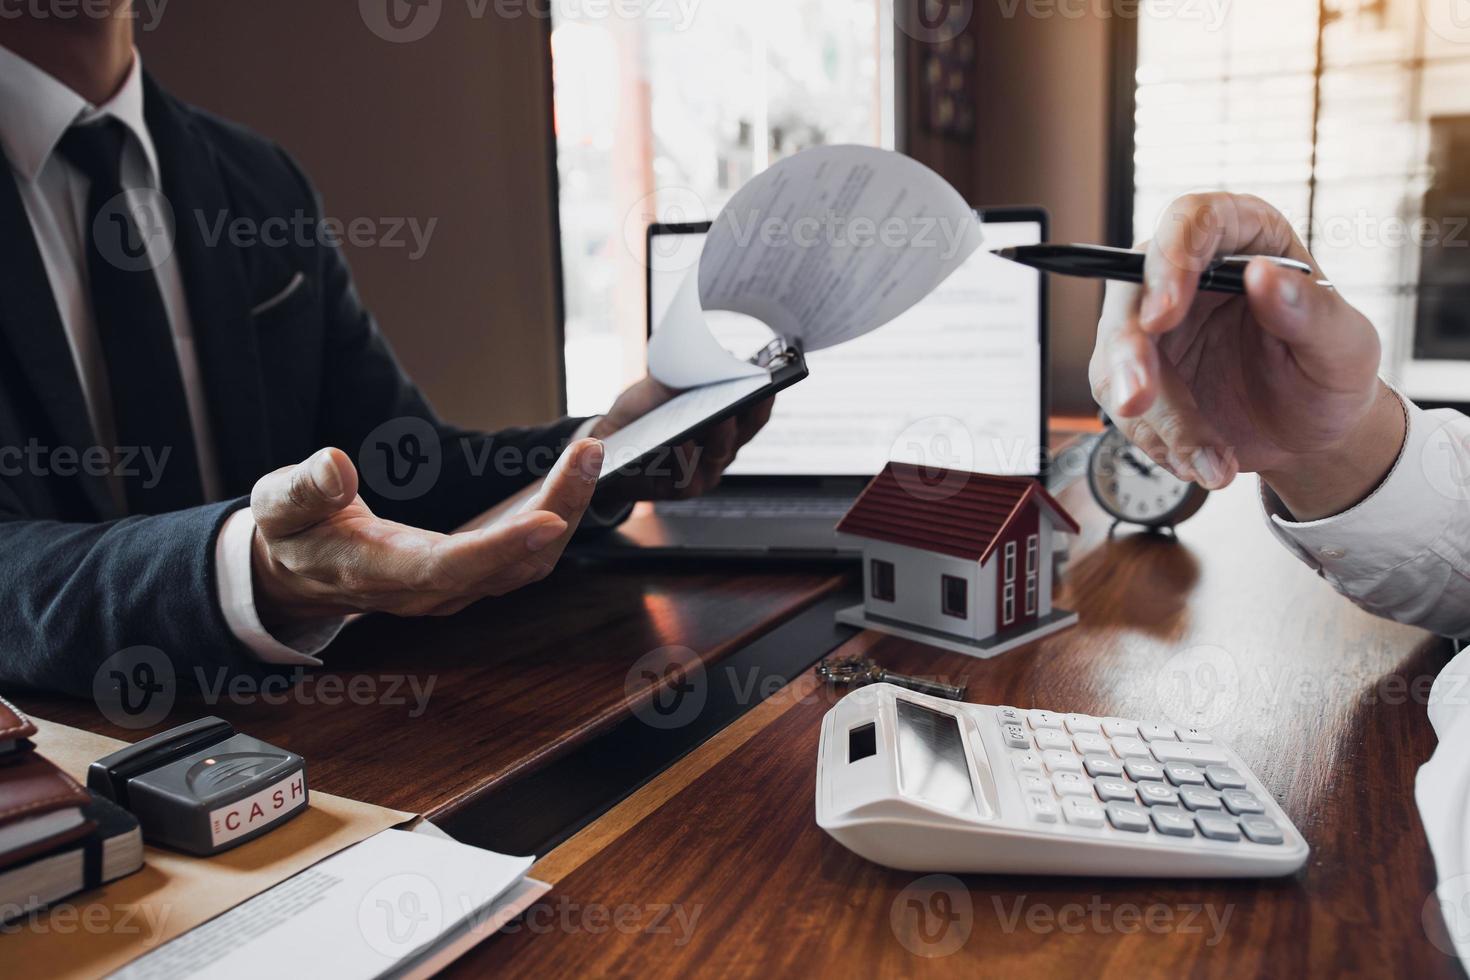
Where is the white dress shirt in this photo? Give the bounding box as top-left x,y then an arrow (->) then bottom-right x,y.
1264,389 -> 1470,964
0,46 -> 333,664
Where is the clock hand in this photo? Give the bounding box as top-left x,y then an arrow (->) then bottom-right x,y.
1119,450 -> 1154,478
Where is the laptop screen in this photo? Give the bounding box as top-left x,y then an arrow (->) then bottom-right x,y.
647,213 -> 1045,479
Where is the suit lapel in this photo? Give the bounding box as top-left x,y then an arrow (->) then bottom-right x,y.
0,167 -> 118,519
143,75 -> 272,497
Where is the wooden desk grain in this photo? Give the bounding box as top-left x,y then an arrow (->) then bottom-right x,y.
464,478 -> 1459,978
13,563 -> 849,821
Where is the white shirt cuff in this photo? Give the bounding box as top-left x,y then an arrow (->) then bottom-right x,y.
215,509 -> 345,666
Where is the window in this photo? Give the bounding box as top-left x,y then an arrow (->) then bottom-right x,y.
870,559 -> 895,602
552,1 -> 898,415
942,575 -> 968,619
1003,542 -> 1017,583
1025,577 -> 1038,616
1132,0 -> 1470,395
1025,534 -> 1039,576
1002,583 -> 1016,626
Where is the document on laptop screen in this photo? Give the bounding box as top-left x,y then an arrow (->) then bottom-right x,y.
646,145 -> 984,389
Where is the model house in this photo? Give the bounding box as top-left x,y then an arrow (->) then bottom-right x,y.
834,463 -> 1080,658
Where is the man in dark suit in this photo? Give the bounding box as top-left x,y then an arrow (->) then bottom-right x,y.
0,5 -> 769,696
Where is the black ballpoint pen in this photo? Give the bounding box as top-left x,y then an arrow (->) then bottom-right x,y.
992,243 -> 1333,295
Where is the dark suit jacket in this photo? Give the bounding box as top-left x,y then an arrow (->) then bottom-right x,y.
0,74 -> 584,696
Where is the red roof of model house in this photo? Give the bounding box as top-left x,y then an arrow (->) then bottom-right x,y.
836,463 -> 1080,563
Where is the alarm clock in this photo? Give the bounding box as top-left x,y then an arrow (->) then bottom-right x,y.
1086,424 -> 1209,531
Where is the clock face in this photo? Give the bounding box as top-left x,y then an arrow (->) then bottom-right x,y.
1088,427 -> 1206,527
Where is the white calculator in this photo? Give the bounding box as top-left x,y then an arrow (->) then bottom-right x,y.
815,684 -> 1308,877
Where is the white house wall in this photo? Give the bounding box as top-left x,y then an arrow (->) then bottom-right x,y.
844,538 -> 986,641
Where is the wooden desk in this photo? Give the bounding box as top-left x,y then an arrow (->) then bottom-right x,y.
14,564 -> 851,833
465,477 -> 1459,977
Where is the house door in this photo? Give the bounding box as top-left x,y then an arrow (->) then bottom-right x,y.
995,512 -> 1040,631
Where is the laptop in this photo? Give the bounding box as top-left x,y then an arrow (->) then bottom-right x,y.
581,206 -> 1050,560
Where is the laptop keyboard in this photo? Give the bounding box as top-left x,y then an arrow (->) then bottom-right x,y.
654,494 -> 855,520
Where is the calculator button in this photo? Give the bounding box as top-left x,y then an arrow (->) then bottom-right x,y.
1240,815 -> 1285,844
1195,812 -> 1242,841
1150,807 -> 1196,837
1063,797 -> 1106,828
1178,727 -> 1213,744
1205,766 -> 1247,790
997,707 -> 1025,726
1052,771 -> 1092,797
1178,788 -> 1223,811
1221,789 -> 1265,815
1111,737 -> 1151,759
1018,772 -> 1052,795
1025,792 -> 1061,824
1083,754 -> 1124,778
1064,714 -> 1102,734
1105,802 -> 1151,833
1035,729 -> 1073,752
1012,751 -> 1043,774
1043,750 -> 1083,773
1148,741 -> 1230,765
1163,763 -> 1206,786
1028,710 -> 1065,730
1093,778 -> 1136,803
1002,725 -> 1032,749
1124,759 -> 1165,782
1072,732 -> 1110,755
1102,718 -> 1139,739
1137,783 -> 1180,807
1138,722 -> 1177,741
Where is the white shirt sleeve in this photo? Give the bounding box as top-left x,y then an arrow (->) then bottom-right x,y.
214,508 -> 344,666
1261,392 -> 1470,639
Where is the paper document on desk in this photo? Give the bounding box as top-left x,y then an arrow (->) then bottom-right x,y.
647,144 -> 984,388
111,828 -> 543,980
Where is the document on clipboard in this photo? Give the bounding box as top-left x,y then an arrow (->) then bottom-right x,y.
598,145 -> 984,484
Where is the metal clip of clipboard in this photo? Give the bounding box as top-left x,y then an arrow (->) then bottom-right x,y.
753,337 -> 802,371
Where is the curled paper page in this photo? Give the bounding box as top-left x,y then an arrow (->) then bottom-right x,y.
647,145 -> 984,388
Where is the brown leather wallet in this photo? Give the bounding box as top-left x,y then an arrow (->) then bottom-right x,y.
0,700 -> 95,868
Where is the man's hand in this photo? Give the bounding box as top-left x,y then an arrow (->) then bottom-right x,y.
248,439 -> 604,631
1091,192 -> 1406,521
591,376 -> 775,501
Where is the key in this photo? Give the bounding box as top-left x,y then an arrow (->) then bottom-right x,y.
1035,729 -> 1073,752
1148,741 -> 1230,765
1179,787 -> 1222,811
1150,807 -> 1196,837
1178,727 -> 1213,744
1240,815 -> 1284,844
1072,732 -> 1110,755
1094,777 -> 1136,803
1012,751 -> 1043,773
1205,766 -> 1247,790
1221,789 -> 1265,815
997,706 -> 1025,726
1064,713 -> 1101,734
816,656 -> 966,699
1018,772 -> 1051,795
1111,736 -> 1151,759
1002,724 -> 1032,749
1028,709 -> 1066,730
1102,718 -> 1139,738
1106,802 -> 1151,833
1124,759 -> 1165,782
1163,762 -> 1206,786
1043,750 -> 1082,773
1137,783 -> 1180,807
1063,797 -> 1106,828
1025,792 -> 1060,824
1083,754 -> 1124,778
1195,812 -> 1242,841
1138,722 -> 1177,741
1052,771 -> 1092,797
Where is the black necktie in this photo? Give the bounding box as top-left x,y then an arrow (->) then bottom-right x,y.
56,118 -> 204,514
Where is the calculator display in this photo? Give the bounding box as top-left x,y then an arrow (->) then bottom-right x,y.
894,699 -> 978,817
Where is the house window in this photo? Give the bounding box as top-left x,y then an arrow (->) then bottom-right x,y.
870,559 -> 895,602
942,576 -> 968,619
1004,542 -> 1017,583
1025,577 -> 1038,616
1025,535 -> 1039,576
1003,583 -> 1016,626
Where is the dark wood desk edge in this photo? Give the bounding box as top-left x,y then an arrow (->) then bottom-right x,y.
422,571 -> 852,825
